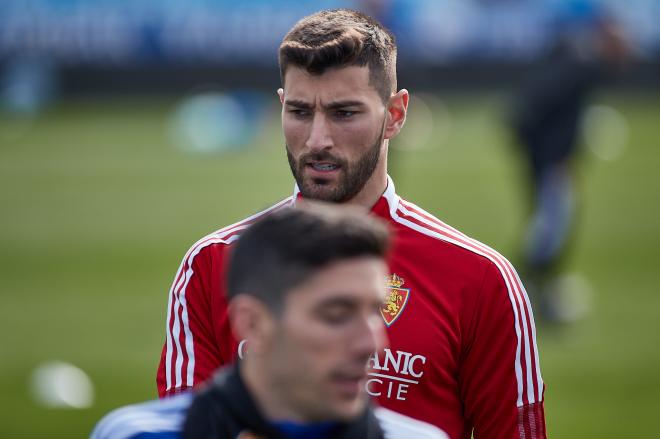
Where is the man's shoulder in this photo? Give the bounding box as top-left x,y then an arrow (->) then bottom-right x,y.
392,197 -> 502,268
90,393 -> 192,439
375,407 -> 449,439
182,196 -> 295,260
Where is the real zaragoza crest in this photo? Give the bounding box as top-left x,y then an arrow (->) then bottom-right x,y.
381,273 -> 410,327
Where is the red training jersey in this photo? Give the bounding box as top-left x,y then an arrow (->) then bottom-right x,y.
156,178 -> 546,439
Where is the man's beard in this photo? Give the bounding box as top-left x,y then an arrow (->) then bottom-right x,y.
286,121 -> 385,203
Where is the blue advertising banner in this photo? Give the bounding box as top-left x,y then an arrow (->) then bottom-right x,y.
0,0 -> 658,65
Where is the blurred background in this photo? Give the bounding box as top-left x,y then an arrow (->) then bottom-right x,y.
1,0 -> 658,437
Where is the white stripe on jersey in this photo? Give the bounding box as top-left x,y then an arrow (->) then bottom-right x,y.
167,223 -> 257,389
390,196 -> 543,407
375,407 -> 449,439
165,197 -> 294,392
91,393 -> 192,439
401,199 -> 542,405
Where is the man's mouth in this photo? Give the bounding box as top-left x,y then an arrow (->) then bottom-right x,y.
330,370 -> 368,397
307,162 -> 341,173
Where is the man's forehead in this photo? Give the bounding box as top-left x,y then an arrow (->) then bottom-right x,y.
282,66 -> 379,104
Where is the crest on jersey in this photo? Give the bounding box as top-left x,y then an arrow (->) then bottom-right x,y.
381,274 -> 410,327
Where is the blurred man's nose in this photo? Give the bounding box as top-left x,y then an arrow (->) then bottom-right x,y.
353,315 -> 386,359
305,113 -> 333,152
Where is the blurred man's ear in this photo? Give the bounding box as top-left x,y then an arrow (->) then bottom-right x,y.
278,88 -> 284,104
384,89 -> 409,140
228,295 -> 276,356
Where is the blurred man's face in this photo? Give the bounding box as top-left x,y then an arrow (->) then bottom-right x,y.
265,257 -> 388,421
280,66 -> 388,203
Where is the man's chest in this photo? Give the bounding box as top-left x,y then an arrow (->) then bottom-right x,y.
367,255 -> 463,403
365,240 -> 483,438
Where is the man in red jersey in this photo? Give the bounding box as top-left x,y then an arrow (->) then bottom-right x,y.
157,9 -> 546,439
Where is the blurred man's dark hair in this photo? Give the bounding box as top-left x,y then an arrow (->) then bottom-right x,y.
227,204 -> 391,313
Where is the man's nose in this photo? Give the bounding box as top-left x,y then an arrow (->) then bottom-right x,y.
305,113 -> 333,152
353,315 -> 387,359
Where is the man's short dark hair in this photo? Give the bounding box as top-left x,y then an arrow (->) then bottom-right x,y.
278,9 -> 397,103
227,204 -> 390,313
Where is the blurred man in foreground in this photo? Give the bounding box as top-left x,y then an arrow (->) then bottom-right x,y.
158,9 -> 545,438
92,206 -> 447,439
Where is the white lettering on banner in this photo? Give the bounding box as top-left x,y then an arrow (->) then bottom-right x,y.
366,348 -> 427,401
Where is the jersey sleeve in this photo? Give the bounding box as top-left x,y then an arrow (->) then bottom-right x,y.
460,259 -> 546,439
156,242 -> 231,397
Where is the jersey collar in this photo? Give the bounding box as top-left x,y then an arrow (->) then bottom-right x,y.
292,175 -> 400,219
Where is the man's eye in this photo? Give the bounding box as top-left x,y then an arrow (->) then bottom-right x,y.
289,109 -> 310,118
335,110 -> 356,119
319,309 -> 352,325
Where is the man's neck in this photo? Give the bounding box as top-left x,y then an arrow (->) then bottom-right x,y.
240,360 -> 307,423
344,166 -> 389,211
348,144 -> 389,210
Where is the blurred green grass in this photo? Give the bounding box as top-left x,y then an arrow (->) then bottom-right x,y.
0,92 -> 658,438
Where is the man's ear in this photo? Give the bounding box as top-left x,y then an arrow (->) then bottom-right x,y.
384,89 -> 409,140
228,295 -> 276,356
278,88 -> 284,104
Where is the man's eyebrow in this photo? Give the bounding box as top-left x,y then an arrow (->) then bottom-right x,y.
323,100 -> 365,110
284,99 -> 313,109
284,100 -> 366,110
